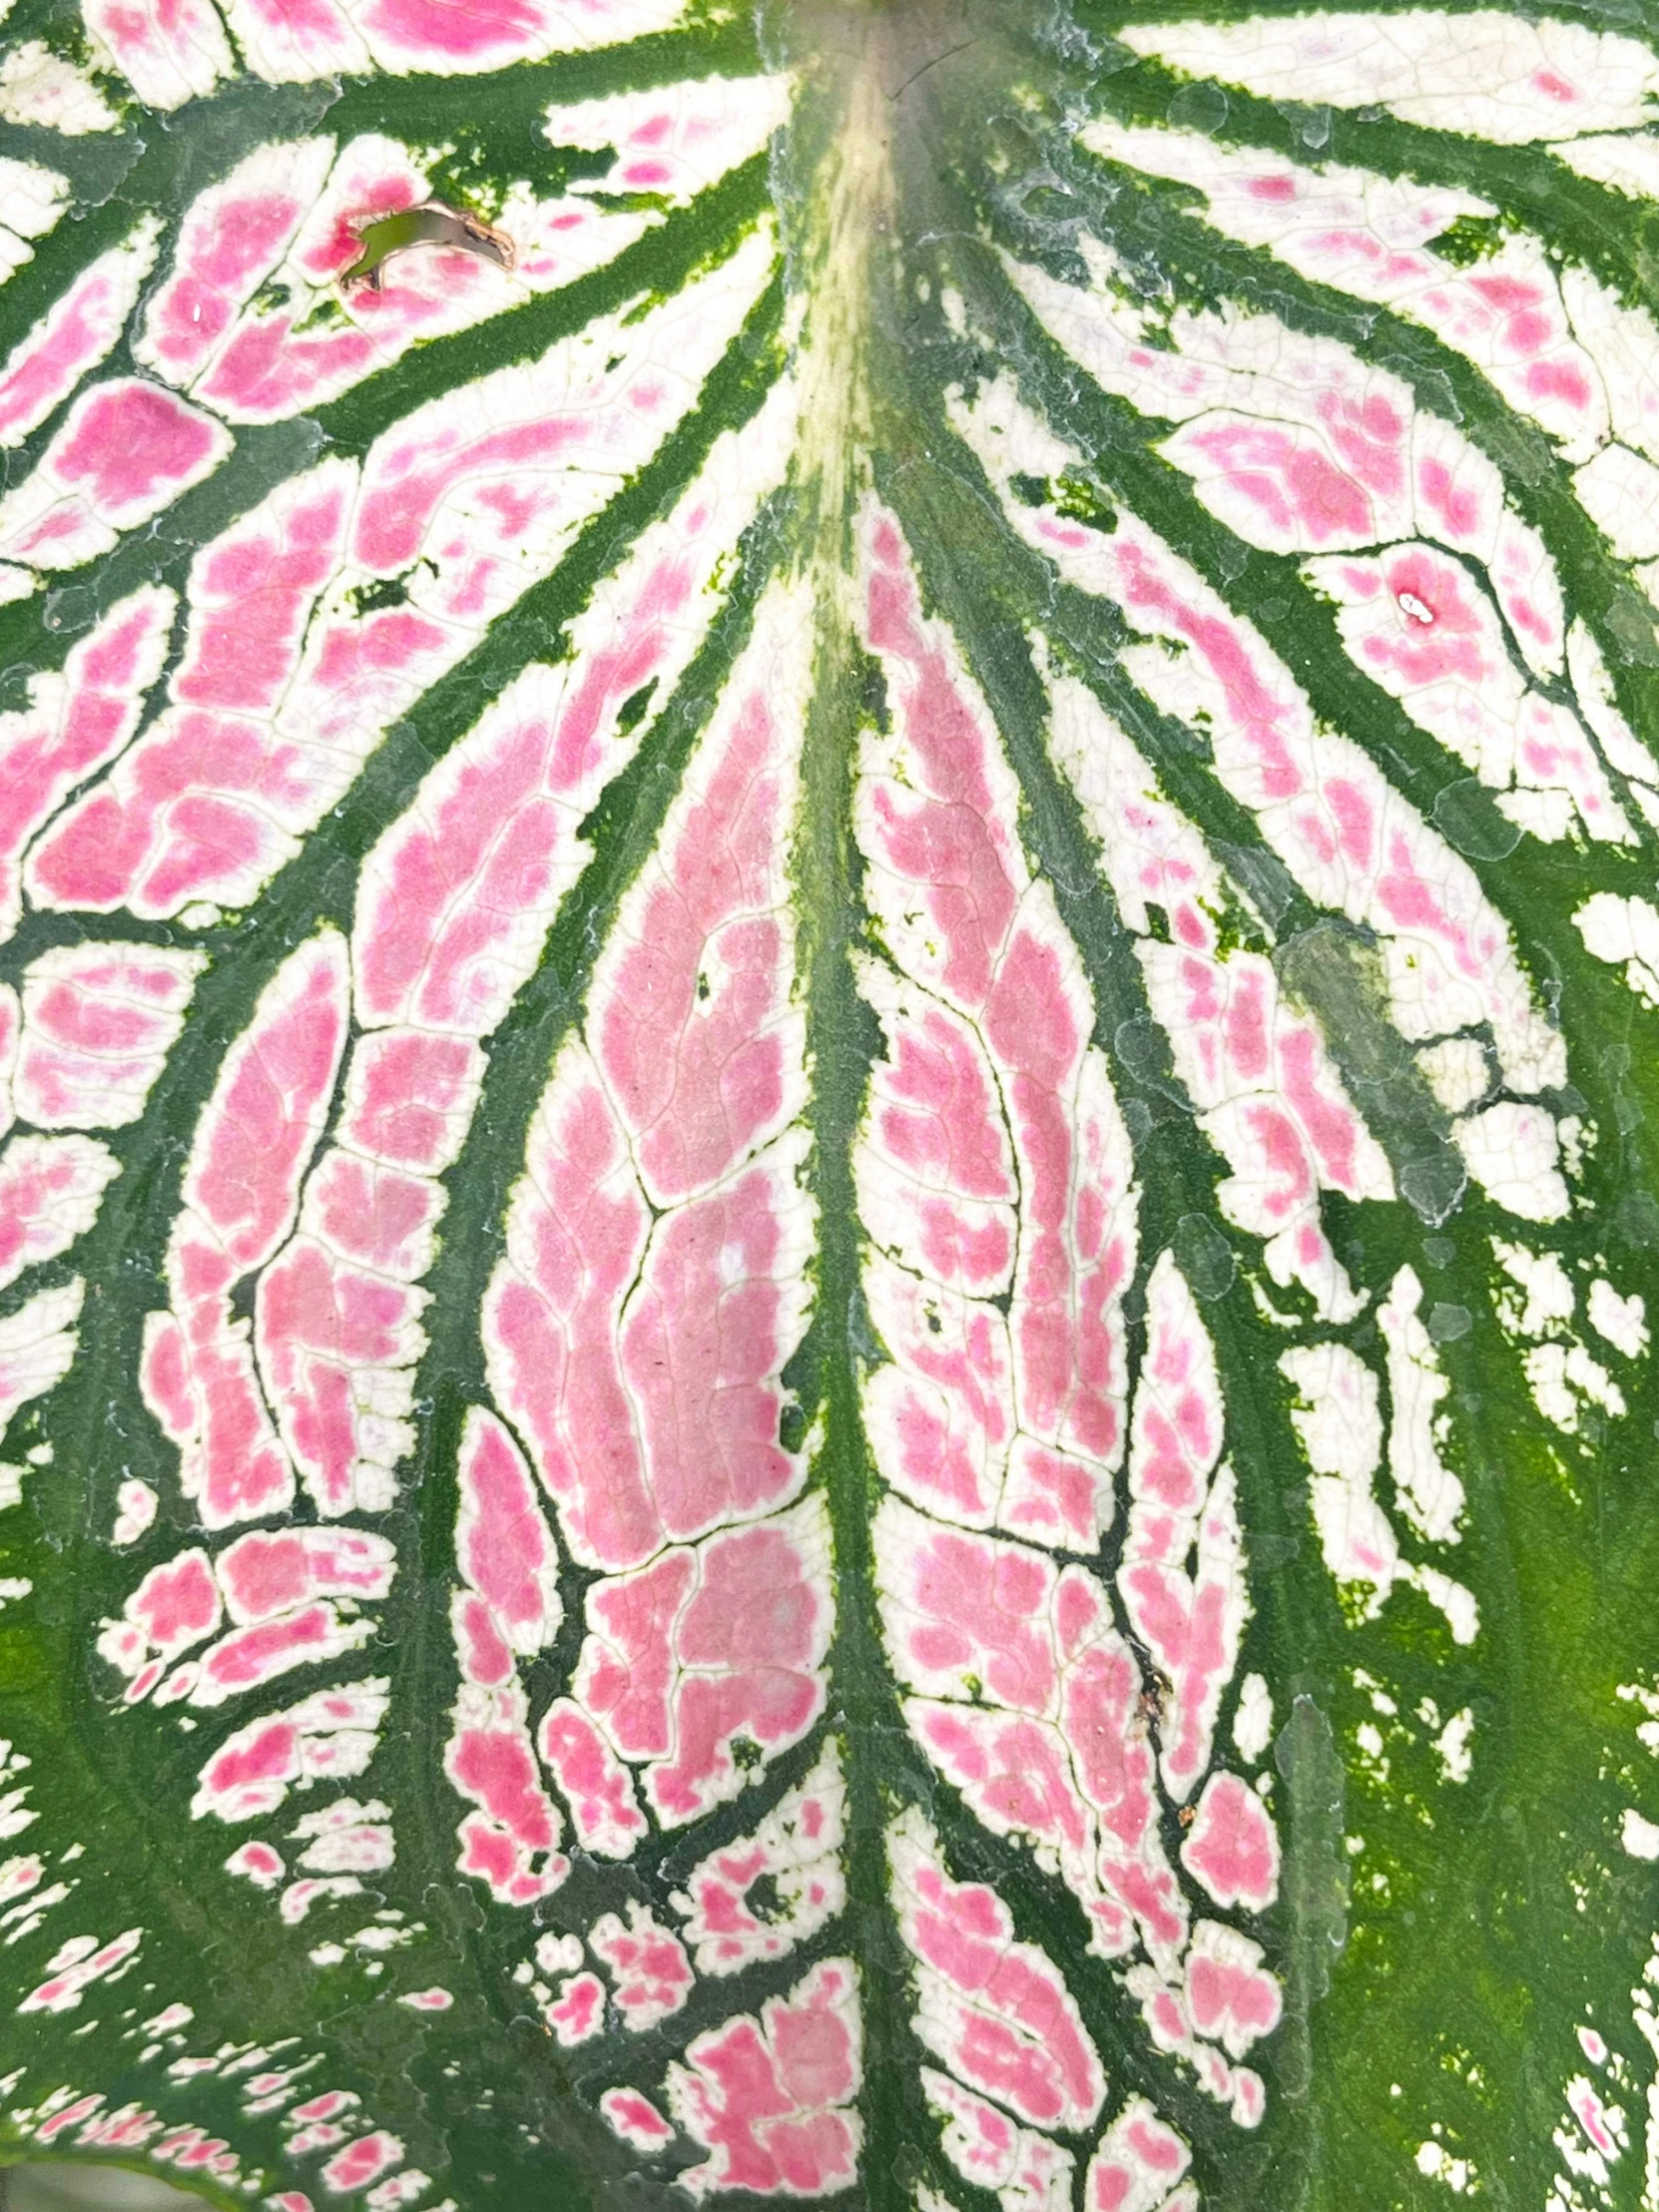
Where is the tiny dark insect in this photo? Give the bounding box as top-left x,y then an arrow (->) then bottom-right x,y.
340,202 -> 516,293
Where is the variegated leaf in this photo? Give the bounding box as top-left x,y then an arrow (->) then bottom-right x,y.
0,2 -> 1656,2209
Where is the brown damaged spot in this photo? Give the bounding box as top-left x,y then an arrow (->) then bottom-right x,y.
340,203 -> 516,293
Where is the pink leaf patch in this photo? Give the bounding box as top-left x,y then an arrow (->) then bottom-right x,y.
589,1903 -> 693,2030
576,1500 -> 831,1826
889,1809 -> 1105,2133
599,2088 -> 674,2152
1084,2094 -> 1192,2212
667,1957 -> 862,2200
1183,1921 -> 1283,2059
0,378 -> 230,572
1180,1772 -> 1281,1913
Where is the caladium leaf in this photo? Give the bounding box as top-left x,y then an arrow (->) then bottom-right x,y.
1,0 -> 1658,2206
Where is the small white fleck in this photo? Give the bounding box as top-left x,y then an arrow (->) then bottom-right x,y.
1435,1708 -> 1475,1784
534,1933 -> 582,1976
112,1479 -> 159,1547
1416,1037 -> 1489,1115
1493,1241 -> 1574,1339
1588,1278 -> 1648,1359
1232,1671 -> 1274,1762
